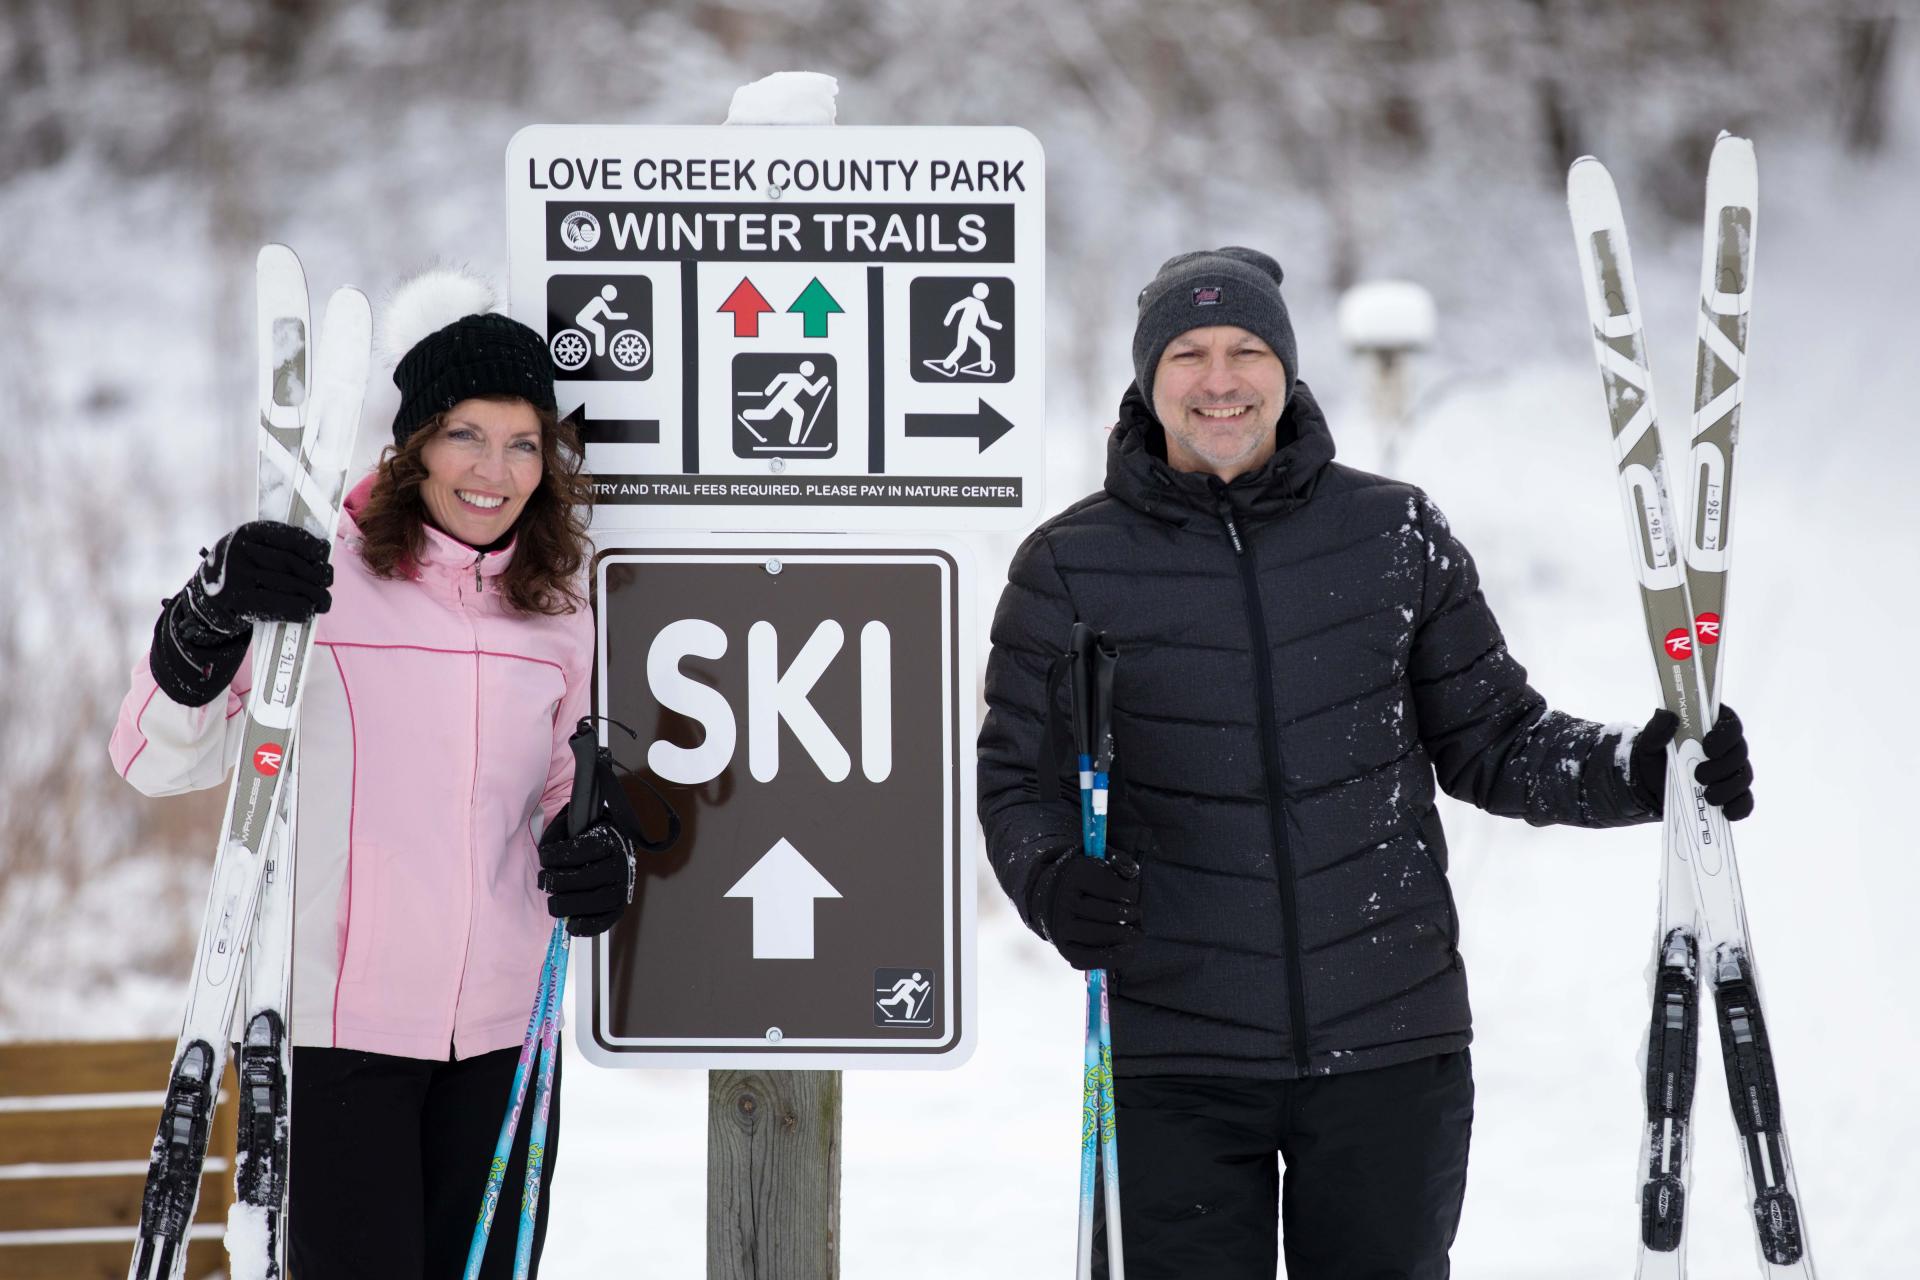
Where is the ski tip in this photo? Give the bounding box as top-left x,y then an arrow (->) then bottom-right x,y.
1705,134 -> 1757,205
1710,132 -> 1754,158
325,284 -> 373,316
256,243 -> 301,272
1566,157 -> 1621,217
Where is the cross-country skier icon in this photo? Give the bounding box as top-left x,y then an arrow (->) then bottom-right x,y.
923,281 -> 1003,378
737,359 -> 834,447
875,972 -> 932,1024
549,282 -> 651,374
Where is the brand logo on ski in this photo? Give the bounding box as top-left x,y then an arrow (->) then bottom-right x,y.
1662,627 -> 1693,661
1694,611 -> 1721,645
254,743 -> 285,776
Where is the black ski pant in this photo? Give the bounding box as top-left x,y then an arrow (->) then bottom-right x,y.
288,1043 -> 561,1278
1093,1051 -> 1473,1279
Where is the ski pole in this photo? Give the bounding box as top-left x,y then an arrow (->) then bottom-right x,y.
464,924 -> 563,1280
1069,624 -> 1124,1280
515,922 -> 570,1279
1088,635 -> 1122,1278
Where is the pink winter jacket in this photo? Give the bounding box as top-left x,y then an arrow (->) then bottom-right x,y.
110,475 -> 594,1060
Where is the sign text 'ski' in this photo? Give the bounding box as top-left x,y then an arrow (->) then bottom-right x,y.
506,127 -> 1045,532
582,542 -> 975,1067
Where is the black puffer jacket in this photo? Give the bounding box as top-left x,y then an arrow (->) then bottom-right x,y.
978,382 -> 1653,1079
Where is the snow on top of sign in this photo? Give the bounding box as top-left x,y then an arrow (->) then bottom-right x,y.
725,71 -> 840,126
377,264 -> 497,368
1336,279 -> 1438,351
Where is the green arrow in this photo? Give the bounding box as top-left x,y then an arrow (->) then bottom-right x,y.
787,278 -> 845,338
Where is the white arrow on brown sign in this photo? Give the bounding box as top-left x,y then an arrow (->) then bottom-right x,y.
724,837 -> 843,959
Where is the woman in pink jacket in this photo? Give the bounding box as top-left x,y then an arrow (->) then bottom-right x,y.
111,269 -> 627,1278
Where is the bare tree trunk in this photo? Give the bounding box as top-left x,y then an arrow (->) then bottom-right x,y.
1839,15 -> 1897,154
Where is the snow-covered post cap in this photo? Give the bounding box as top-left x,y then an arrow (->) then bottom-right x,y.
725,72 -> 840,125
1336,280 -> 1437,355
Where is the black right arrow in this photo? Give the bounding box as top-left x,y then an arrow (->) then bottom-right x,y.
903,399 -> 1015,452
562,403 -> 660,446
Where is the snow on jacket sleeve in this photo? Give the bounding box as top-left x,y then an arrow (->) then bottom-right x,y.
532,602 -> 596,839
977,527 -> 1085,937
109,646 -> 252,797
1407,490 -> 1652,828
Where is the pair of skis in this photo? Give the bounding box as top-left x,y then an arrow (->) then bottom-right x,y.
130,246 -> 370,1280
1568,136 -> 1814,1276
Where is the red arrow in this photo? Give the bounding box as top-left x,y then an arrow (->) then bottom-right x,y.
718,277 -> 774,338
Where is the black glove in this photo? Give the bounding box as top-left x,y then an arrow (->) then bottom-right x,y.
148,521 -> 334,707
1628,704 -> 1755,821
1031,847 -> 1143,971
538,816 -> 636,937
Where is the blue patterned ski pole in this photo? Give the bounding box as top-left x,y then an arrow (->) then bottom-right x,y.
514,921 -> 570,1278
464,923 -> 564,1280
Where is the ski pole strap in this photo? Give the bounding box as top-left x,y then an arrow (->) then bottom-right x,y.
605,763 -> 680,855
565,715 -> 682,854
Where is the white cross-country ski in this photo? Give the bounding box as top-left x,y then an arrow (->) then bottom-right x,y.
1568,141 -> 1813,1278
229,756 -> 298,1280
224,241 -> 319,1280
129,247 -> 369,1280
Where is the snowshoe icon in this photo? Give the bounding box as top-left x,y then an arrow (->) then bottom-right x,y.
921,356 -> 997,379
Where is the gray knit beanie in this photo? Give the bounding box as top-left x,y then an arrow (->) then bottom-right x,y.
1131,246 -> 1297,407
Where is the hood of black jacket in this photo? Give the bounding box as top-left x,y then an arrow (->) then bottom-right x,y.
1105,378 -> 1338,525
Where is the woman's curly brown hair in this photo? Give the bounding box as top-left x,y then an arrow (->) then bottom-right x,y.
354,398 -> 593,616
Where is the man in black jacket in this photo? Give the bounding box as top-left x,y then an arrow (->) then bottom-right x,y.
976,247 -> 1754,1279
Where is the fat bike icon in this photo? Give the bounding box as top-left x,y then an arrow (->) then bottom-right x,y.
545,275 -> 654,380
550,284 -> 650,373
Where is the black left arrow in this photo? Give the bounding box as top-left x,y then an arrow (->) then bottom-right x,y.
903,399 -> 1015,452
562,403 -> 660,446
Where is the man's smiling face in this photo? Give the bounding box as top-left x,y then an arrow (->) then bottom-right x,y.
1150,325 -> 1289,481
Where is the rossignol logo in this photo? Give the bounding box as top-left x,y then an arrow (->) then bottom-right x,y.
1663,627 -> 1693,660
1695,611 -> 1721,646
1192,286 -> 1223,306
253,744 -> 285,776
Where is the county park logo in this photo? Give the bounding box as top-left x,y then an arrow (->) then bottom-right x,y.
560,210 -> 600,253
1663,627 -> 1694,661
253,743 -> 286,776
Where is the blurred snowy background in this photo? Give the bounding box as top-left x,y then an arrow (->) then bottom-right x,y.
1,1 -> 1914,1275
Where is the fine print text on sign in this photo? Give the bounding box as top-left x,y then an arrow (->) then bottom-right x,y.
578,537 -> 978,1068
505,126 -> 1045,533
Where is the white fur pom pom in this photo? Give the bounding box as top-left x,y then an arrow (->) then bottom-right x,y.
378,266 -> 497,368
